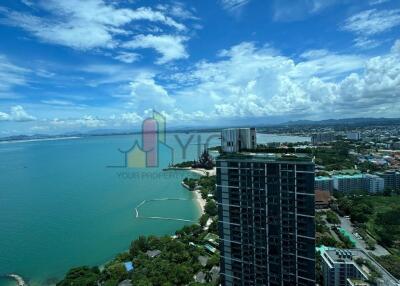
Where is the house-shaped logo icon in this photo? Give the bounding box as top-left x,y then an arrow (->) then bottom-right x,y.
110,111 -> 174,168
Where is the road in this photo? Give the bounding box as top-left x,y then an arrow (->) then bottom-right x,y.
339,216 -> 389,256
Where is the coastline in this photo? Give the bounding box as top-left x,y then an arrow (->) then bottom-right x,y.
0,136 -> 80,144
187,168 -> 216,216
188,167 -> 216,177
194,189 -> 206,215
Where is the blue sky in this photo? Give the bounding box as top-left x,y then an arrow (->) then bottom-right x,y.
0,0 -> 400,135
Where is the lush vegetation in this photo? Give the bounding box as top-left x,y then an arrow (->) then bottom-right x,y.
170,150 -> 215,170
336,195 -> 400,250
183,175 -> 216,200
336,194 -> 400,279
171,161 -> 196,168
325,210 -> 340,225
312,141 -> 356,171
316,211 -> 352,248
355,257 -> 382,283
57,266 -> 100,286
183,177 -> 197,191
57,224 -> 220,285
373,255 -> 400,279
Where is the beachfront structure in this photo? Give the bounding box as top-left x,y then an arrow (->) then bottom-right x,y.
216,152 -> 316,286
321,248 -> 400,286
347,132 -> 362,141
311,132 -> 335,145
377,170 -> 400,192
332,174 -> 385,193
221,128 -> 257,153
315,176 -> 334,192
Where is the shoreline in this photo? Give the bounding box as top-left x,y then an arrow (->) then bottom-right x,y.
183,167 -> 216,216
194,189 -> 206,215
0,136 -> 80,144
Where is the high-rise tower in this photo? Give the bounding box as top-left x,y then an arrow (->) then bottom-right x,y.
217,129 -> 315,286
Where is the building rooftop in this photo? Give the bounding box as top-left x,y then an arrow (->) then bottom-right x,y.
315,176 -> 333,181
323,248 -> 400,285
217,152 -> 313,163
315,190 -> 331,205
145,250 -> 161,258
333,174 -> 364,179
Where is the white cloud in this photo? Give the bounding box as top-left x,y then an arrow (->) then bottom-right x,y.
80,63 -> 146,86
0,106 -> 36,122
161,40 -> 400,120
353,37 -> 382,49
369,0 -> 391,5
273,0 -> 339,21
120,112 -> 143,123
343,9 -> 400,36
0,55 -> 29,95
300,49 -> 330,59
41,99 -> 75,106
220,0 -> 251,12
156,3 -> 199,20
113,52 -> 140,63
129,72 -> 175,111
50,115 -> 105,128
123,34 -> 188,64
1,0 -> 187,50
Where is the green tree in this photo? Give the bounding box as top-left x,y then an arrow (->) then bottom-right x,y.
57,266 -> 100,286
326,210 -> 340,224
199,214 -> 209,227
205,200 -> 218,216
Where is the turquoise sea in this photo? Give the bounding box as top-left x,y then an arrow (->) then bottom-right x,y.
0,132 -> 309,285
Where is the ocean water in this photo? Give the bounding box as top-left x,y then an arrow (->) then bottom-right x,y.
0,132 -> 309,285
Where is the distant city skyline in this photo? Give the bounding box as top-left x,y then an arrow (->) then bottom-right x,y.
0,0 -> 400,135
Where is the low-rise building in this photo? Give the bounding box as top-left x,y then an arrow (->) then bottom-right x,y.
392,142 -> 400,150
364,174 -> 385,193
315,190 -> 332,209
332,174 -> 384,193
311,132 -> 336,145
377,170 -> 400,191
322,248 -> 400,286
347,132 -> 362,141
333,174 -> 365,193
315,176 -> 334,192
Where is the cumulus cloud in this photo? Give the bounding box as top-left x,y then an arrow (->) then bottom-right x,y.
120,112 -> 143,124
129,72 -> 175,111
0,106 -> 36,122
161,40 -> 400,120
123,34 -> 189,64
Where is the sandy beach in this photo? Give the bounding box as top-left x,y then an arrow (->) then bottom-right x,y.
194,189 -> 206,214
189,167 -> 216,177
171,167 -> 216,215
189,168 -> 216,215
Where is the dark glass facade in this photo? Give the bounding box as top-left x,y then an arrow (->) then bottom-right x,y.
216,157 -> 315,286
